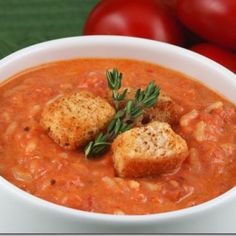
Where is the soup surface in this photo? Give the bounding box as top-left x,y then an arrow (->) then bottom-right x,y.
0,59 -> 236,215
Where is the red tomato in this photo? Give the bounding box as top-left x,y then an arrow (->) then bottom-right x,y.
177,0 -> 236,50
83,0 -> 184,46
191,43 -> 236,73
161,0 -> 177,14
158,0 -> 203,47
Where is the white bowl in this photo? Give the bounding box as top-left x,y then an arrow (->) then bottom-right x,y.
0,36 -> 236,233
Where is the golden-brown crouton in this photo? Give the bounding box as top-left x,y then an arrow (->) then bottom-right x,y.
139,92 -> 179,126
41,91 -> 115,150
112,121 -> 188,178
107,87 -> 179,125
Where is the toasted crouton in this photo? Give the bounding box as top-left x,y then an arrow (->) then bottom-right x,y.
112,121 -> 188,178
41,91 -> 115,150
141,92 -> 179,126
107,87 -> 179,125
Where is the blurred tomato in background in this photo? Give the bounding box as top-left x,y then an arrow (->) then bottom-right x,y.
191,43 -> 236,73
84,0 -> 184,46
84,0 -> 236,73
177,0 -> 236,50
161,0 -> 177,14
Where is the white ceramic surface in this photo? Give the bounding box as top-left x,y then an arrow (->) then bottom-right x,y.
0,36 -> 235,233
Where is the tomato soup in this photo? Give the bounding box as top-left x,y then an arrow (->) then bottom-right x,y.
0,59 -> 235,215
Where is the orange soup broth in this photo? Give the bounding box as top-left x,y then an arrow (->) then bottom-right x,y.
0,58 -> 236,215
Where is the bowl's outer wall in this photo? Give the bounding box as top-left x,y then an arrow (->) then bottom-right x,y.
0,36 -> 236,233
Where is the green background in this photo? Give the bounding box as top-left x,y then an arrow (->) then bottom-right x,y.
0,0 -> 99,58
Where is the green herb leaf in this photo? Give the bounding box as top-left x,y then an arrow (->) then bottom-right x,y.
84,68 -> 161,157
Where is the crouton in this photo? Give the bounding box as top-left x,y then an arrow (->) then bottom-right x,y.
141,92 -> 179,126
107,87 -> 179,125
41,91 -> 115,150
112,121 -> 188,178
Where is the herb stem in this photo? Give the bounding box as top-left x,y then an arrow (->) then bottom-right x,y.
84,69 -> 160,157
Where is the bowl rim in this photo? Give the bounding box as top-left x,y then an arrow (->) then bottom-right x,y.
1,176 -> 236,224
0,35 -> 236,223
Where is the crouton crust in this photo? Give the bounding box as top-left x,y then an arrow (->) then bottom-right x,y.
112,121 -> 188,178
41,91 -> 115,150
142,92 -> 179,125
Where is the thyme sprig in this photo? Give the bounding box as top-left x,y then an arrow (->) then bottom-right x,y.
84,68 -> 160,157
106,68 -> 128,110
